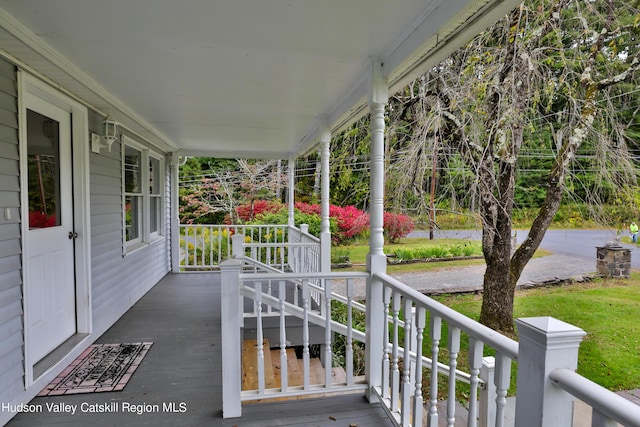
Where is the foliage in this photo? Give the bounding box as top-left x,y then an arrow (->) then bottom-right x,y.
292,202 -> 414,244
387,241 -> 482,260
250,209 -> 333,238
179,158 -> 285,224
383,211 -> 415,243
232,200 -> 283,223
330,300 -> 366,376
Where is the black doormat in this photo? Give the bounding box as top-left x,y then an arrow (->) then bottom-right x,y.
38,342 -> 153,396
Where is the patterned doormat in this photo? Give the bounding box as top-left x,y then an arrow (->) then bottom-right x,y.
38,342 -> 153,396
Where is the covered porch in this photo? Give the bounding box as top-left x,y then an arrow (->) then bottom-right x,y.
0,1 -> 638,426
6,272 -> 395,427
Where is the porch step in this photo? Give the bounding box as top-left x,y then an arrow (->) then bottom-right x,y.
241,339 -> 348,399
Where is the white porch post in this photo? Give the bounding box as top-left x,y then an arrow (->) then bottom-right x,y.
170,152 -> 181,273
320,127 -> 332,273
220,259 -> 244,418
288,155 -> 295,228
514,317 -> 586,427
365,58 -> 388,402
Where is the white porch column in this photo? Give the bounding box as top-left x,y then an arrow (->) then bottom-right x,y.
288,155 -> 295,227
365,58 -> 388,402
367,58 -> 387,261
514,317 -> 586,427
170,152 -> 181,273
320,127 -> 331,273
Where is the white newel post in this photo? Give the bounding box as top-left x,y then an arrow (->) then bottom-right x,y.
231,234 -> 245,259
479,356 -> 496,427
514,317 -> 586,427
365,58 -> 388,403
320,127 -> 331,274
220,259 -> 243,418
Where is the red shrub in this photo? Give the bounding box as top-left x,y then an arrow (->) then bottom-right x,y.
384,212 -> 415,243
330,205 -> 369,240
294,202 -> 321,215
234,200 -> 283,222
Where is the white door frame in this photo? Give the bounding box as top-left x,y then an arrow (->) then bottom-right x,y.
19,72 -> 92,386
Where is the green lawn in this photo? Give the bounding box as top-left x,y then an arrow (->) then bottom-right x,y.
435,277 -> 640,391
335,237 -> 550,273
333,237 -> 639,391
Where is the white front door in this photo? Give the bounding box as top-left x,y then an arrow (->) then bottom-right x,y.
24,94 -> 76,364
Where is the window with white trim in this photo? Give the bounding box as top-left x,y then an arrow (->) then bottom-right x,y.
122,136 -> 164,253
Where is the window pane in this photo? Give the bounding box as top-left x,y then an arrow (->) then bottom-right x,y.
125,195 -> 141,241
124,146 -> 142,193
27,109 -> 61,229
150,196 -> 160,234
150,157 -> 161,195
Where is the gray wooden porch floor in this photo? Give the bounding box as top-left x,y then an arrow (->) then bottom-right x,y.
7,273 -> 395,427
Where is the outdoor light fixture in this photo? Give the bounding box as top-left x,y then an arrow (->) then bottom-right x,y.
102,113 -> 119,151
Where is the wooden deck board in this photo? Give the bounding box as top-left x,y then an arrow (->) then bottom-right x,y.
6,273 -> 395,427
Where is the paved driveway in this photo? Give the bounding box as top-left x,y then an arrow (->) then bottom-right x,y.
393,228 -> 637,295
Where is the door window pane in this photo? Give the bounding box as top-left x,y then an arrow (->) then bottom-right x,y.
27,109 -> 61,229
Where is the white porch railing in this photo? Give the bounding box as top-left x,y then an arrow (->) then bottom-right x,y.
369,272 -> 519,427
179,223 -> 319,271
220,262 -> 640,426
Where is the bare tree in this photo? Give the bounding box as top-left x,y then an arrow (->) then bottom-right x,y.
179,159 -> 286,224
387,0 -> 640,331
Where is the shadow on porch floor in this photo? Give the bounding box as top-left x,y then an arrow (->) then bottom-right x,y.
7,273 -> 394,427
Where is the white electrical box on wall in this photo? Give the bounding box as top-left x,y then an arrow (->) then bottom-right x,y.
91,132 -> 102,153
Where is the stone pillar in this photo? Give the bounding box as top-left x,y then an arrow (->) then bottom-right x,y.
596,243 -> 630,278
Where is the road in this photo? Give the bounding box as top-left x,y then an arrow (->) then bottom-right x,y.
413,228 -> 640,267
384,228 -> 639,296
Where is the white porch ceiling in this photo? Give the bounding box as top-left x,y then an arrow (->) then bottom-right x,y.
0,0 -> 520,158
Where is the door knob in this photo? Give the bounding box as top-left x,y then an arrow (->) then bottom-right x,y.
68,231 -> 78,239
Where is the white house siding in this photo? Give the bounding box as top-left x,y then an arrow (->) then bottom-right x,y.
0,58 -> 23,408
0,56 -> 172,424
87,110 -> 171,337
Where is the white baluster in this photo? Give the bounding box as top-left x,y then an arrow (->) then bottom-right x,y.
266,280 -> 272,315
346,278 -> 354,386
215,226 -> 221,265
413,307 -> 426,425
255,281 -> 265,394
279,280 -> 288,391
401,298 -> 413,426
468,338 -> 484,427
324,278 -> 333,387
427,315 -> 442,427
382,286 -> 391,398
447,325 -> 461,427
302,279 -> 310,390
391,292 -> 401,412
494,353 -> 511,427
